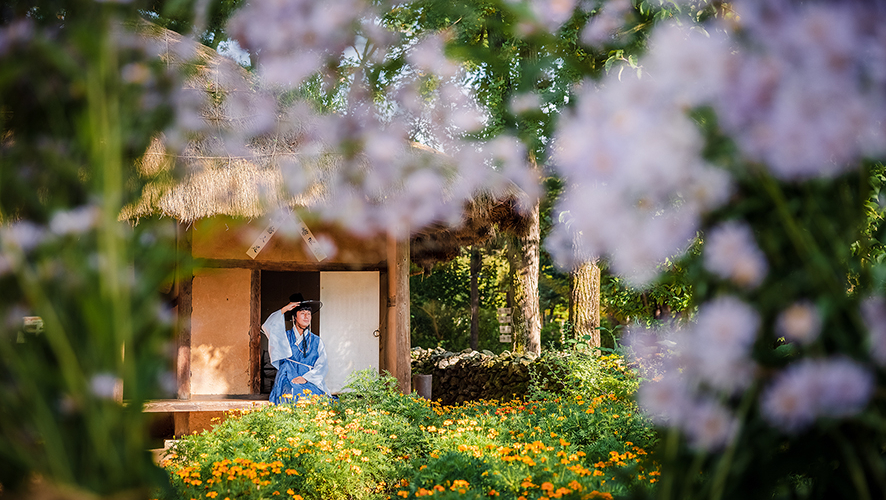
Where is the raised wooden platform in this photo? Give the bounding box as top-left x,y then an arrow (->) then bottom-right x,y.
143,394 -> 272,413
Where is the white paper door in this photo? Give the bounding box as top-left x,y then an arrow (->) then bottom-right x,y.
319,271 -> 380,393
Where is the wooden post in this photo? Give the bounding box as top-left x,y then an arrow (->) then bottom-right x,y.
176,223 -> 192,400
249,270 -> 262,394
386,235 -> 411,394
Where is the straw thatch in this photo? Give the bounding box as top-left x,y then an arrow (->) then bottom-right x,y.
123,20 -> 335,223
123,22 -> 529,267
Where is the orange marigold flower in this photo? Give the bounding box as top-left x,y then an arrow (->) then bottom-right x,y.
488,489 -> 500,496
541,482 -> 554,492
397,491 -> 410,498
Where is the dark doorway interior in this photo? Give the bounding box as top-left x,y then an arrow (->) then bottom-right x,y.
259,271 -> 320,394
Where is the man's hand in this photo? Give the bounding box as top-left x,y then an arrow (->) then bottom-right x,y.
292,376 -> 307,384
282,302 -> 301,314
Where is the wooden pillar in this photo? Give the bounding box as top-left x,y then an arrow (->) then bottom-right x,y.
174,413 -> 190,437
386,235 -> 411,394
176,223 -> 192,400
249,270 -> 262,394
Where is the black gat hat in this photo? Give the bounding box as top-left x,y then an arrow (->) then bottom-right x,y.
289,292 -> 323,312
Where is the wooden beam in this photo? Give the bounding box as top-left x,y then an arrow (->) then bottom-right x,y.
145,397 -> 272,413
249,270 -> 261,394
199,259 -> 387,272
386,235 -> 411,394
176,223 -> 193,400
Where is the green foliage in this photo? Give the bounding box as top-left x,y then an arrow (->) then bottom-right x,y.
0,1 -> 180,496
144,0 -> 245,50
529,350 -> 641,403
411,248 -> 509,352
601,251 -> 696,328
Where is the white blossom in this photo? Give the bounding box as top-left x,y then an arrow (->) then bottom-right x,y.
228,0 -> 366,88
530,0 -> 579,32
1,221 -> 45,252
637,370 -> 694,426
680,296 -> 760,393
90,373 -> 122,400
703,221 -> 768,289
407,33 -> 460,80
0,18 -> 34,57
550,43 -> 733,286
861,296 -> 886,366
761,357 -> 873,433
716,1 -> 886,179
683,398 -> 739,451
775,301 -> 822,346
50,206 -> 99,236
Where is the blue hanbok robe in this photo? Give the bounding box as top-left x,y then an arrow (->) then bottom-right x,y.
261,310 -> 330,404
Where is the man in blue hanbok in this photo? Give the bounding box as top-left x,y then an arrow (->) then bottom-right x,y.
262,293 -> 330,404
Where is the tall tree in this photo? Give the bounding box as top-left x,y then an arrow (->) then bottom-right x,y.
570,259 -> 601,348
469,245 -> 481,350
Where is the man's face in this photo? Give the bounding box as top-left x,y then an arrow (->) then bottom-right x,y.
294,308 -> 312,331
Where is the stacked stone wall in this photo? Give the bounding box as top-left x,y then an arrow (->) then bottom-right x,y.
411,347 -> 539,405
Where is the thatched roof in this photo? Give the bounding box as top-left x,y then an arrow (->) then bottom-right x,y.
124,22 -> 529,267
123,20 -> 334,223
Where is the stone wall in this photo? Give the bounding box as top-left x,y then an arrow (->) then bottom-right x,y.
410,347 -> 540,405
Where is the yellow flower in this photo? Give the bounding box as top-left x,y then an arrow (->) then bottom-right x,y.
206,493 -> 218,499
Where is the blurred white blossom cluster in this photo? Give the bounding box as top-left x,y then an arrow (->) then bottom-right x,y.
604,0 -> 886,446
163,0 -> 541,239
717,0 -> 886,180
551,0 -> 886,282
627,294 -> 875,447
628,296 -> 758,450
549,21 -> 733,286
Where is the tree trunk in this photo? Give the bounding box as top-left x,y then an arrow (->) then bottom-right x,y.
570,259 -> 601,348
509,157 -> 542,355
470,246 -> 481,350
519,199 -> 542,355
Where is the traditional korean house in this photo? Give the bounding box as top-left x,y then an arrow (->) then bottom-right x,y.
126,24 -> 527,437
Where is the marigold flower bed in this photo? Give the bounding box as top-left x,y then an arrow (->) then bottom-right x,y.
157,362 -> 657,500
